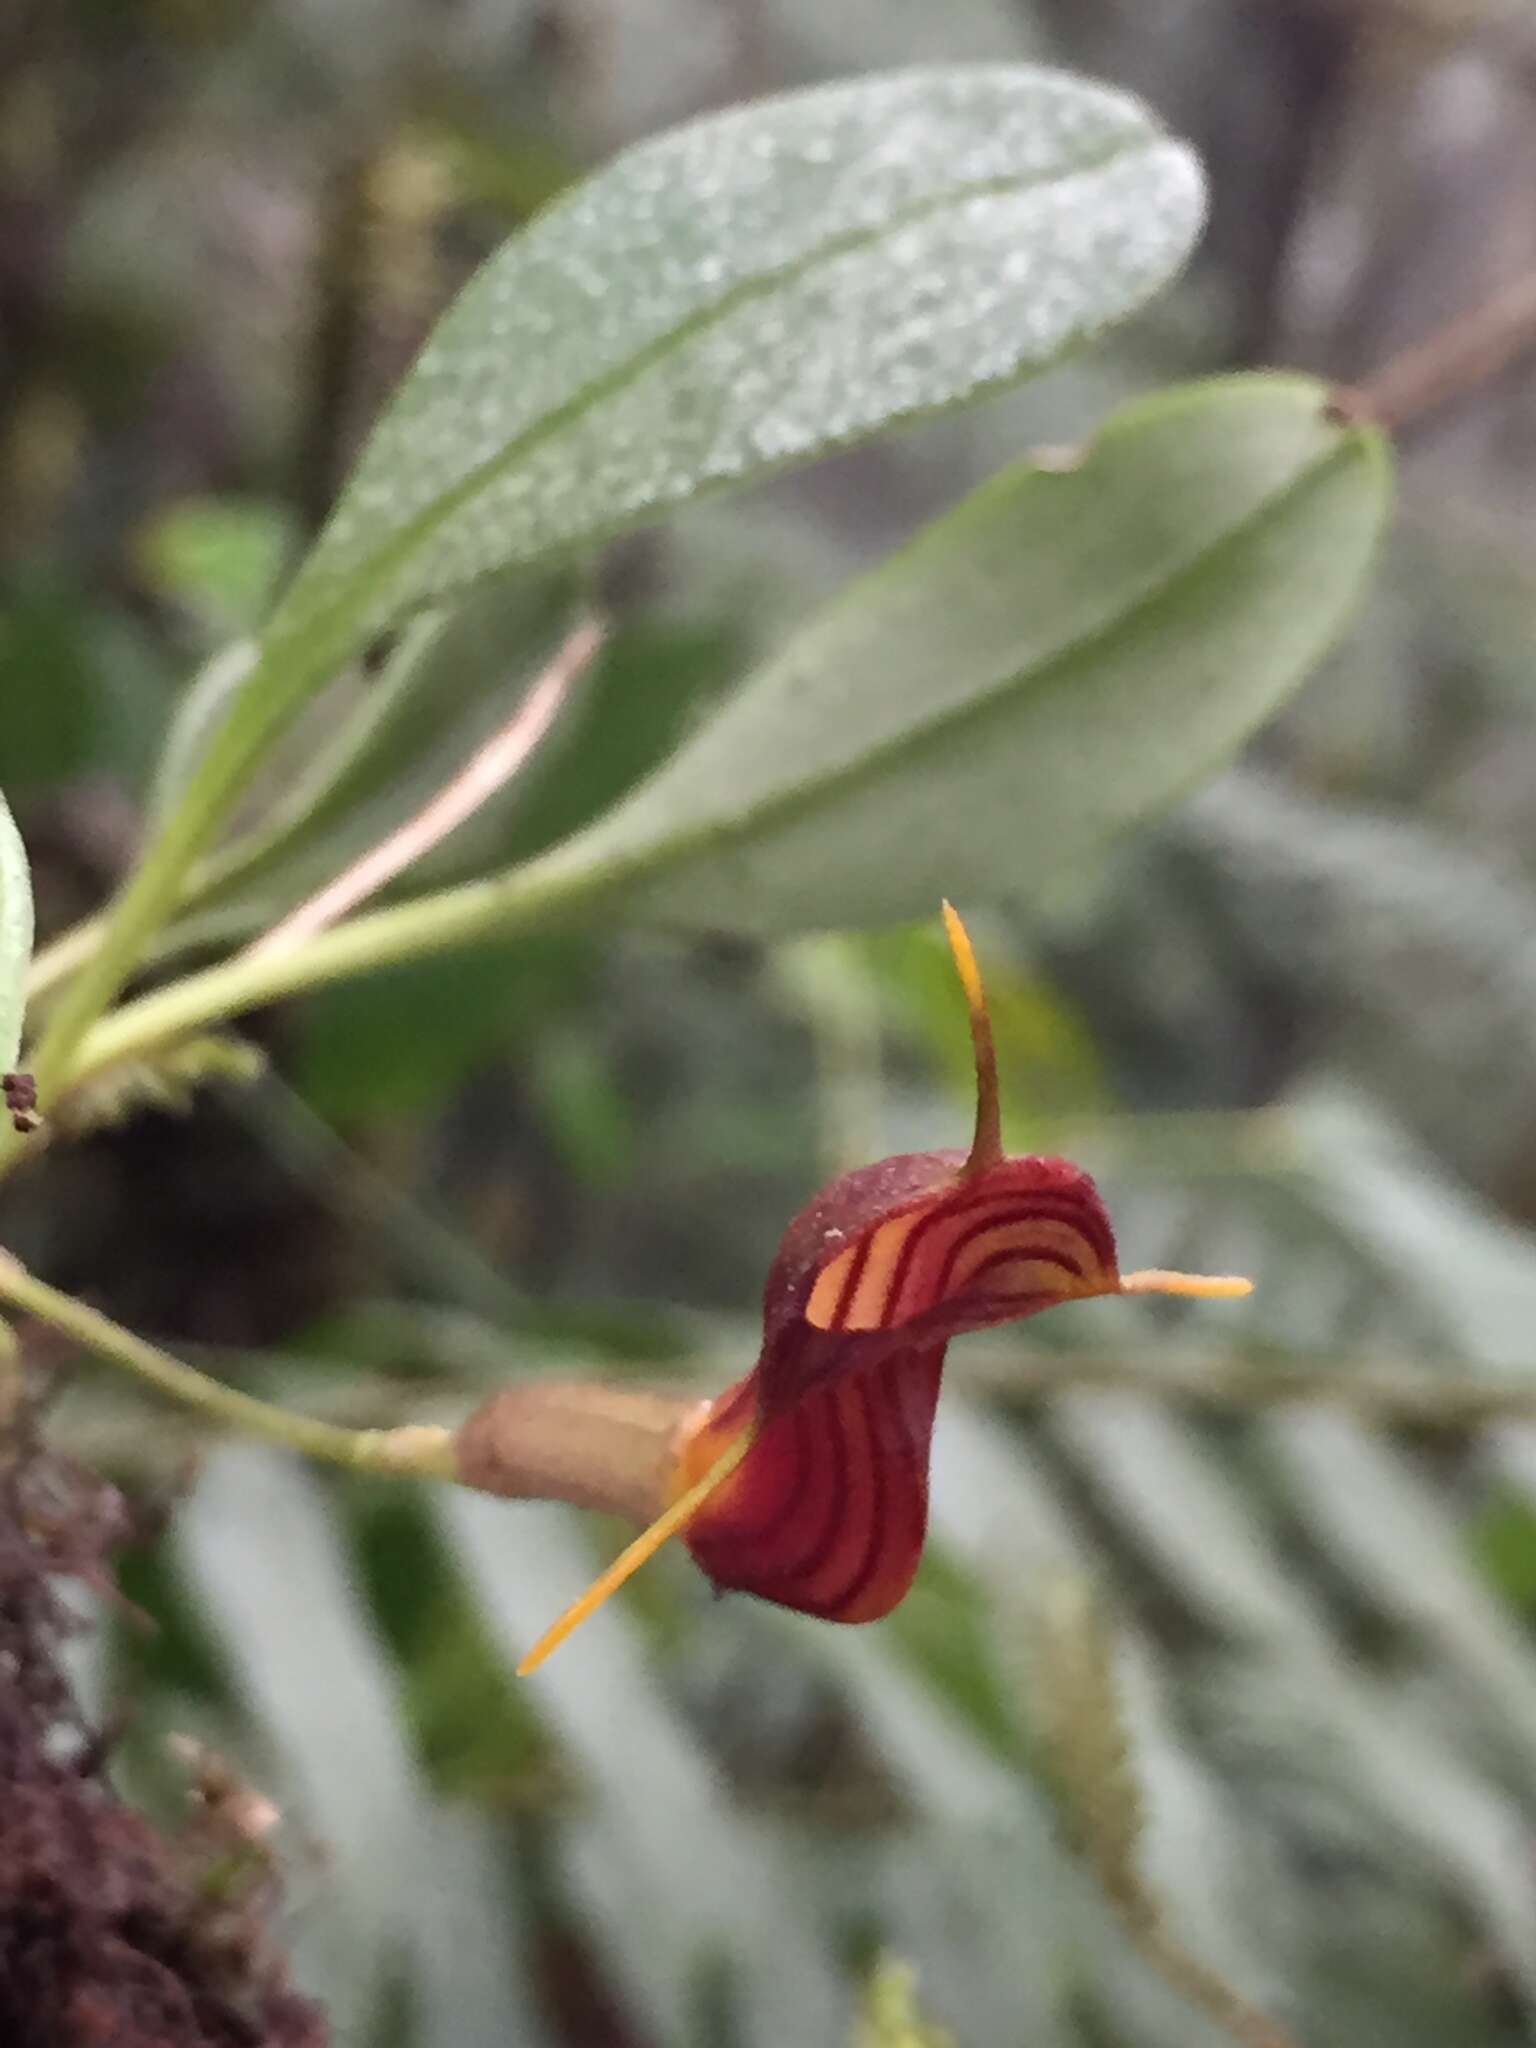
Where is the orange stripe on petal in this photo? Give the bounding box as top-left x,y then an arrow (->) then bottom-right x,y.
804,1159 -> 1121,1337
843,1210 -> 923,1329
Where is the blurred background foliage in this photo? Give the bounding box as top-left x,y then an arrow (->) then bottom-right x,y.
7,2 -> 1536,2044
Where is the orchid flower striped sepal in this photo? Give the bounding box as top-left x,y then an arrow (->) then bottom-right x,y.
456,906 -> 1249,1674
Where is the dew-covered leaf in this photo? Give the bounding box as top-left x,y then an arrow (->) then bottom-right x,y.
512,377 -> 1387,935
270,66 -> 1203,677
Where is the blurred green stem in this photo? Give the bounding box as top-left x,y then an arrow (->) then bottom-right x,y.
21,614 -> 601,1107
2,637 -> 625,1183
0,1249 -> 457,1479
25,914 -> 102,1004
39,842 -> 630,1127
855,1957 -> 954,2048
21,648 -> 282,1108
9,617 -> 356,1175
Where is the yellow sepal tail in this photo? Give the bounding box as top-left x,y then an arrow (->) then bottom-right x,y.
516,1424 -> 758,1675
1120,1269 -> 1252,1300
941,900 -> 1002,1175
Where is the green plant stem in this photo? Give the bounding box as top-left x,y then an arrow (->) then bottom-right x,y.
25,737 -> 257,1093
51,846 -> 628,1112
25,914 -> 103,1004
13,600 -> 372,1172
21,644 -> 292,1115
23,608 -> 601,1065
0,1249 -> 458,1479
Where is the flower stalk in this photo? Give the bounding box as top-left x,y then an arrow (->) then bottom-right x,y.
0,1251 -> 455,1480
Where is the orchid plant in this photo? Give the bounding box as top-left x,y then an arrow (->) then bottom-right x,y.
0,57 -> 1397,2048
0,69 -> 1384,1679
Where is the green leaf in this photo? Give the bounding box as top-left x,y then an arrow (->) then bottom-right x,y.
70,63 -> 1199,1078
520,375 -> 1389,934
270,65 -> 1204,668
1470,1491 -> 1536,1615
1260,1412 -> 1536,1776
0,788 -> 33,1069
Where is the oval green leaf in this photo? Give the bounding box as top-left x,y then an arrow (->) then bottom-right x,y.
0,789 -> 34,1069
270,65 -> 1204,670
518,375 -> 1390,933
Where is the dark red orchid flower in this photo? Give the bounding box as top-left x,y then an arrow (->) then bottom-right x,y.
499,907 -> 1248,1673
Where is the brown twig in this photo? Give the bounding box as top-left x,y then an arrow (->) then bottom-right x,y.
243,615 -> 605,962
1332,269 -> 1536,434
